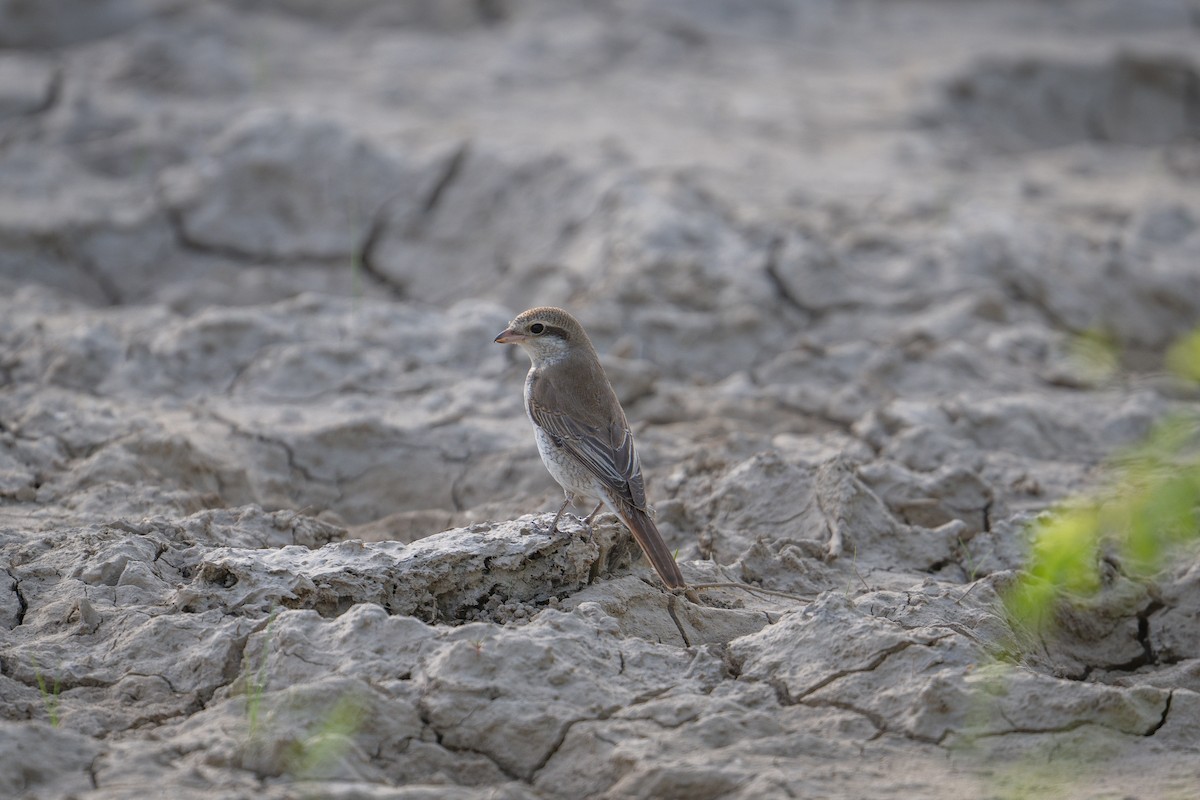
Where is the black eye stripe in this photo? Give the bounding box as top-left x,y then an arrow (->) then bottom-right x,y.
524,322 -> 567,338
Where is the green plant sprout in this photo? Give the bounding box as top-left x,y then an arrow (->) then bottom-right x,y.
31,656 -> 61,727
245,606 -> 278,737
845,542 -> 870,595
956,535 -> 981,582
1002,328 -> 1200,636
237,606 -> 367,790
286,693 -> 369,781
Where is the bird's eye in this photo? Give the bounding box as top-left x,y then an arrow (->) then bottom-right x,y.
530,323 -> 545,335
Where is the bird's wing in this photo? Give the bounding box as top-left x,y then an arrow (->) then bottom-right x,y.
527,371 -> 647,510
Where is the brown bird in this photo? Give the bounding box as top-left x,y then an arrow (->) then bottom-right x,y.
495,307 -> 687,591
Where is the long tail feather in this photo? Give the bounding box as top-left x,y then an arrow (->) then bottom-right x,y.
617,504 -> 686,589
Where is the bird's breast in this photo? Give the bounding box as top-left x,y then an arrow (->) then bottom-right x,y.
534,426 -> 595,497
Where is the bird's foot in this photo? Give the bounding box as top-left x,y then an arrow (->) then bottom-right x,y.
584,501 -> 603,525
548,497 -> 572,534
548,501 -> 604,536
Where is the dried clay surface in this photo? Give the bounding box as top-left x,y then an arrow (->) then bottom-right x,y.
2,1 -> 1200,798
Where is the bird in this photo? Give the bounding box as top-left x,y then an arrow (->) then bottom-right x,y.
495,306 -> 688,591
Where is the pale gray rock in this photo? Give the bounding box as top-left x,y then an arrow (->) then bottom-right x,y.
0,568 -> 21,629
0,722 -> 100,798
1131,202 -> 1198,247
242,0 -> 508,30
1,1 -> 1199,798
160,109 -> 453,262
990,226 -> 1200,348
733,592 -> 1169,743
180,515 -> 638,621
1078,0 -> 1200,30
0,54 -> 58,121
0,181 -> 177,305
1149,560 -> 1200,663
943,52 -> 1200,150
369,147 -> 605,308
858,461 -> 993,534
944,391 -> 1163,462
559,576 -> 773,647
0,0 -> 176,47
106,25 -> 251,97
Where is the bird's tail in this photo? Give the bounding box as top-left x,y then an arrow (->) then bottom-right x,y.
617,504 -> 687,589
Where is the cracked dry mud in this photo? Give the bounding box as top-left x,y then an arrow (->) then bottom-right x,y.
2,1 -> 1200,798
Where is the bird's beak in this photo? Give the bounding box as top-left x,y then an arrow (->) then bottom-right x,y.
494,328 -> 525,344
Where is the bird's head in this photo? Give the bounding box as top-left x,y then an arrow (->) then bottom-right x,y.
495,306 -> 592,367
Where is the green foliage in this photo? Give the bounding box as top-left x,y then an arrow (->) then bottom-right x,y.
1166,328 -> 1200,384
1067,327 -> 1120,383
1002,329 -> 1200,635
285,693 -> 369,780
1003,506 -> 1102,632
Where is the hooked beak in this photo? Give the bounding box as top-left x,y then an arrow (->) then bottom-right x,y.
494,328 -> 525,344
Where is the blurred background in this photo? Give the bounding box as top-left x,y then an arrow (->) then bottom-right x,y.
0,0 -> 1198,538
2,0 -> 1197,324
5,5 -> 1200,796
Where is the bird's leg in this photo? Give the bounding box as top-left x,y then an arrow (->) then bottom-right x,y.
549,497 -> 572,534
579,501 -> 605,550
583,502 -> 604,526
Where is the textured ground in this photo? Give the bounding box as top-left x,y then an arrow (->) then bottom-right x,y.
2,1 -> 1200,798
